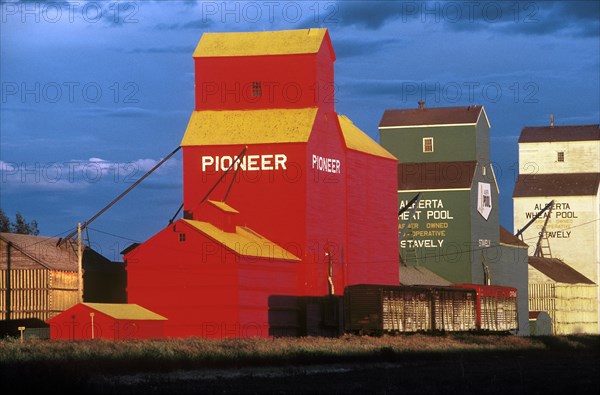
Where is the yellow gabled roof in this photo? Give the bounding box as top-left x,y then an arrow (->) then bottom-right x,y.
83,303 -> 167,321
184,220 -> 301,262
208,200 -> 239,213
181,108 -> 318,146
338,115 -> 397,159
194,28 -> 328,57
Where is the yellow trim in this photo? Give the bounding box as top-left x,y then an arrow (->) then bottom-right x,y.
194,28 -> 328,57
83,303 -> 167,320
181,108 -> 317,146
338,115 -> 396,159
208,200 -> 239,214
184,220 -> 301,262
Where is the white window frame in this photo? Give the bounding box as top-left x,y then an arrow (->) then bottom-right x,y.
423,137 -> 434,153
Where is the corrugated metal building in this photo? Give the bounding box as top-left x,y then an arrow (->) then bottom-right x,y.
124,28 -> 399,338
1,233 -> 126,322
528,256 -> 598,334
513,123 -> 600,333
378,104 -> 530,334
49,303 -> 166,340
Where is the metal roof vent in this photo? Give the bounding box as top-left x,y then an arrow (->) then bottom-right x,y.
550,114 -> 554,127
418,100 -> 425,109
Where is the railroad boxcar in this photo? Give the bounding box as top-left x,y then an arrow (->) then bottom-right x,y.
343,284 -> 478,335
456,284 -> 519,332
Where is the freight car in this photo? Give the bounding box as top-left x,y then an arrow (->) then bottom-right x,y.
455,284 -> 519,332
342,284 -> 518,335
269,283 -> 518,337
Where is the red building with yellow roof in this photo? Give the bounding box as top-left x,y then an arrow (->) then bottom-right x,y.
123,28 -> 398,338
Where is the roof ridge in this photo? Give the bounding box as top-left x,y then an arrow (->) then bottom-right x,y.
194,28 -> 331,58
0,233 -> 53,270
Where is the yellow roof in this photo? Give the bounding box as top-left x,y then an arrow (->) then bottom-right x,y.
338,115 -> 397,159
208,200 -> 239,213
181,108 -> 318,146
194,28 -> 329,57
184,219 -> 301,262
83,303 -> 167,321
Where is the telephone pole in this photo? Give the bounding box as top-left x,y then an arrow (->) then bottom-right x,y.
77,222 -> 83,303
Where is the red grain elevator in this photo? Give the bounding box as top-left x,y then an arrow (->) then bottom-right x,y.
124,28 -> 399,338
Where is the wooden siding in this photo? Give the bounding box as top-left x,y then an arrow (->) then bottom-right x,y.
49,270 -> 79,318
480,295 -> 518,332
398,189 -> 472,283
380,125 -> 477,163
518,140 -> 600,174
514,195 -> 599,286
344,285 -> 480,334
529,283 -> 598,334
1,269 -> 78,321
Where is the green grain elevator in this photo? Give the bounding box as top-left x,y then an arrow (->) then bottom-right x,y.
379,103 -> 529,334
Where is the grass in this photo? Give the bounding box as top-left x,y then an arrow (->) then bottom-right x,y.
0,333 -> 593,367
1,334 -> 598,394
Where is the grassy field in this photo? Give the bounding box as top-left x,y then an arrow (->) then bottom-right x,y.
1,333 -> 599,394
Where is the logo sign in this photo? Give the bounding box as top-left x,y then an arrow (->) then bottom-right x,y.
477,182 -> 492,220
201,154 -> 287,172
312,154 -> 341,174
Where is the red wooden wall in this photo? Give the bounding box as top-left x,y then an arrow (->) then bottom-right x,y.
48,304 -> 165,340
124,28 -> 400,338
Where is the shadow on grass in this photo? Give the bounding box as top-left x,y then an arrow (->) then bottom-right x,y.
1,334 -> 598,394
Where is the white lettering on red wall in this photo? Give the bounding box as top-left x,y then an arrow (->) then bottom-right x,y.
312,154 -> 341,174
201,154 -> 287,172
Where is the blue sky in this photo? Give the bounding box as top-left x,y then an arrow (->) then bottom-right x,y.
1,0 -> 599,260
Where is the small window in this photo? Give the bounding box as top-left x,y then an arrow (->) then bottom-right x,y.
179,233 -> 186,242
482,165 -> 487,176
557,151 -> 564,162
252,81 -> 262,97
423,137 -> 434,153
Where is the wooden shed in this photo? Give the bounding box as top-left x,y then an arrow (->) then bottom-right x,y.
1,232 -> 126,323
528,257 -> 598,334
48,303 -> 167,340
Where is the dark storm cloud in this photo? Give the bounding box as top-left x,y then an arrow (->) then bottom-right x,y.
444,1 -> 600,38
155,19 -> 212,30
124,45 -> 196,54
333,1 -> 407,29
331,37 -> 401,58
333,1 -> 599,37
